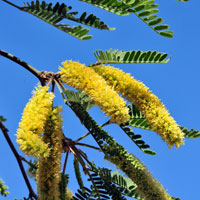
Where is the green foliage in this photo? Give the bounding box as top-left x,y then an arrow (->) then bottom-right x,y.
94,49 -> 170,64
59,174 -> 69,200
126,104 -> 152,130
27,159 -> 38,178
0,179 -> 9,197
73,164 -> 141,200
69,102 -> 143,170
120,125 -> 156,155
23,0 -> 102,40
12,0 -> 174,38
0,115 -> 6,122
73,157 -> 85,191
111,171 -> 142,199
127,104 -> 200,139
180,126 -> 200,139
80,0 -> 173,37
64,90 -> 94,111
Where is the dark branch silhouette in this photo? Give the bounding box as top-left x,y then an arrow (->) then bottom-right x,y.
0,120 -> 37,200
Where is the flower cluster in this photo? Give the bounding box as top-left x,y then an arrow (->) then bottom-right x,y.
105,153 -> 172,200
59,61 -> 130,124
36,106 -> 63,200
93,65 -> 184,148
17,85 -> 54,157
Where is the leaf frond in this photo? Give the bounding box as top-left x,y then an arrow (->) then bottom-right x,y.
180,126 -> 200,139
0,116 -> 6,122
94,49 -> 171,64
23,0 -> 113,39
64,89 -> 94,111
120,124 -> 156,155
80,0 -> 173,37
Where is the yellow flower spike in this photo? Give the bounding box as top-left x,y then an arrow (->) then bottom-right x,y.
59,61 -> 130,124
36,106 -> 63,200
93,65 -> 184,148
105,153 -> 172,200
17,84 -> 54,157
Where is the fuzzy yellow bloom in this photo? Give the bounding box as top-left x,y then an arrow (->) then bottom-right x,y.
93,65 -> 184,148
105,153 -> 172,200
59,61 -> 130,124
17,85 -> 54,157
36,106 -> 63,200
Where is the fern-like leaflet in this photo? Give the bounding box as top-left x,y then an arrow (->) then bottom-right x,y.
64,89 -> 94,111
79,0 -> 173,37
23,0 -> 113,40
94,49 -> 170,64
127,104 -> 200,139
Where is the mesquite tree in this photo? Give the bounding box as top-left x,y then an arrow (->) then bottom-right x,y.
0,0 -> 199,200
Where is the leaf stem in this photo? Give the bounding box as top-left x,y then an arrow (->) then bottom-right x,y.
0,121 -> 37,199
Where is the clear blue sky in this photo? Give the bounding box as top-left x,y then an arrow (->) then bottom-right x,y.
0,0 -> 200,199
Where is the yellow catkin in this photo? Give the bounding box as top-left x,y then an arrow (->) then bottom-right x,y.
36,106 -> 63,200
59,61 -> 130,124
105,153 -> 172,200
17,85 -> 54,157
93,65 -> 184,148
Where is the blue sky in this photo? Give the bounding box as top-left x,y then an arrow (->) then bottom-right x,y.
0,0 -> 200,199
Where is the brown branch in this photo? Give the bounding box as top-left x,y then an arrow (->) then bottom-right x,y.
62,150 -> 69,176
1,0 -> 23,10
76,142 -> 100,151
0,49 -> 41,80
0,121 -> 37,199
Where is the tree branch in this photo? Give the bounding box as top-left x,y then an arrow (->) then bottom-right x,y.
0,49 -> 41,81
1,0 -> 23,10
0,121 -> 37,199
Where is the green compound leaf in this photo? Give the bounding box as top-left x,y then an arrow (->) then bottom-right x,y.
111,171 -> 142,199
0,116 -> 6,122
89,165 -> 143,200
127,104 -> 200,140
64,90 -> 94,111
94,49 -> 171,64
180,126 -> 200,139
23,1 -> 113,39
80,0 -> 173,37
120,124 -> 156,155
0,179 -> 9,197
73,157 -> 85,191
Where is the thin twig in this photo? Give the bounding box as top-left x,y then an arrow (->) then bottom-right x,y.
1,0 -> 23,10
0,121 -> 37,199
75,120 -> 111,142
62,150 -> 69,176
0,49 -> 41,81
54,79 -> 67,102
21,156 -> 37,169
76,142 -> 100,151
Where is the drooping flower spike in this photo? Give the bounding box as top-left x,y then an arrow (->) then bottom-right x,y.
17,84 -> 54,157
59,61 -> 130,124
93,65 -> 184,148
36,106 -> 63,200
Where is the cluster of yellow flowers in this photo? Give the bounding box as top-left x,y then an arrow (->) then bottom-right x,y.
16,85 -> 54,157
36,106 -> 63,200
93,65 -> 184,148
59,61 -> 130,124
105,153 -> 172,200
